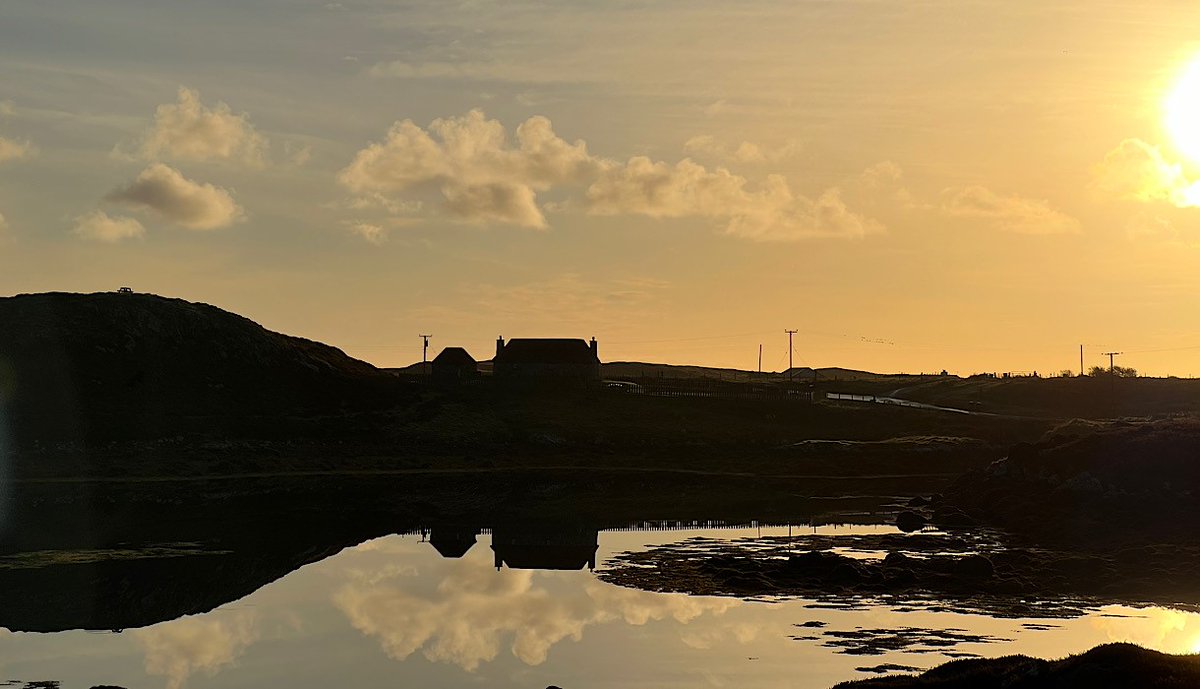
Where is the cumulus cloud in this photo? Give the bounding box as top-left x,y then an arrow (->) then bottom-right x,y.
586,158 -> 880,241
941,185 -> 1080,234
105,164 -> 243,229
339,109 -> 596,228
73,210 -> 146,242
0,137 -> 34,163
333,546 -> 734,671
135,88 -> 267,166
133,612 -> 260,689
1093,138 -> 1200,208
341,109 -> 884,240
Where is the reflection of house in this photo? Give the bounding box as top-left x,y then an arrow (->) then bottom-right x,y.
491,525 -> 599,571
432,347 -> 477,384
428,526 -> 480,559
493,337 -> 600,383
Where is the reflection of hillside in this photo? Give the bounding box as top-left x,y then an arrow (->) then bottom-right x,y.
0,523 -> 380,633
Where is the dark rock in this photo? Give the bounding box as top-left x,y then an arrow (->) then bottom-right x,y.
952,554 -> 994,579
895,511 -> 928,532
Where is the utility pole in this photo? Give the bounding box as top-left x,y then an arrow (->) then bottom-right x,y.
758,344 -> 762,375
1102,351 -> 1122,374
1080,344 -> 1084,377
419,334 -> 432,375
785,329 -> 797,381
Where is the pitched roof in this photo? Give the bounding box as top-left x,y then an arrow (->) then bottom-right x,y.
495,338 -> 597,365
433,346 -> 476,365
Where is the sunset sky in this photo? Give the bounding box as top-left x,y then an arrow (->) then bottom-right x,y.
5,1 -> 1200,375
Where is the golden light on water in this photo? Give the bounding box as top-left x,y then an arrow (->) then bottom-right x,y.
1166,54 -> 1200,166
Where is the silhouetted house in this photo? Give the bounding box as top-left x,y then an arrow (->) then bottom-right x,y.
428,526 -> 480,559
432,347 -> 477,383
493,337 -> 600,383
490,525 -> 599,571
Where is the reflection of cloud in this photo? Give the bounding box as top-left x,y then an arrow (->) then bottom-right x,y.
334,546 -> 734,671
105,164 -> 243,230
133,611 -> 260,689
941,185 -> 1080,234
1093,139 -> 1200,208
1091,607 -> 1200,655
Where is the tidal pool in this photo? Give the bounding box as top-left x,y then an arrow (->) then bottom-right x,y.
1,525 -> 1198,689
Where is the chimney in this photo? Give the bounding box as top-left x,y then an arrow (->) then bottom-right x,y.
590,336 -> 598,359
496,336 -> 505,358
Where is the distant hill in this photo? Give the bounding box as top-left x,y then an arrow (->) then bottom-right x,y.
602,361 -> 891,382
0,292 -> 399,443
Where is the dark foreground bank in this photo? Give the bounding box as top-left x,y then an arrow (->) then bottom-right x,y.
833,643 -> 1200,688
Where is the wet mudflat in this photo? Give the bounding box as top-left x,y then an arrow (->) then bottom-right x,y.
1,524 -> 1198,689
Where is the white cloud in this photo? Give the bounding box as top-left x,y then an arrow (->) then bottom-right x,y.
586,157 -> 880,241
338,109 -> 597,228
73,210 -> 146,242
0,137 -> 34,163
941,185 -> 1081,234
341,109 -> 882,241
106,163 -> 243,230
134,612 -> 260,689
1093,138 -> 1200,208
135,88 -> 267,166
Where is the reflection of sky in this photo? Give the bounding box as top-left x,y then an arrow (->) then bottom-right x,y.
0,527 -> 1199,688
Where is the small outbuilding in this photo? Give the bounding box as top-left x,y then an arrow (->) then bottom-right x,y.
432,346 -> 477,383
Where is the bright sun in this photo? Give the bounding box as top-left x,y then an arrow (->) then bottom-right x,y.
1166,56 -> 1200,165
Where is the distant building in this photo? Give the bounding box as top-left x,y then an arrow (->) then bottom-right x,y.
116,287 -> 133,294
493,337 -> 600,383
491,525 -> 599,571
428,526 -> 480,559
432,346 -> 477,383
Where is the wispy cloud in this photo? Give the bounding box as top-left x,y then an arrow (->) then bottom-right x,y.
73,210 -> 147,242
0,137 -> 35,163
941,185 -> 1080,234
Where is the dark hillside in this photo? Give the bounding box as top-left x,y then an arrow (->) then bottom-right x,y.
0,292 -> 402,444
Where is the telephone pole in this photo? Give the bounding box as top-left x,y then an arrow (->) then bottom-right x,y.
1079,344 -> 1084,377
758,344 -> 763,374
1102,351 -> 1122,374
419,334 -> 432,375
785,329 -> 797,380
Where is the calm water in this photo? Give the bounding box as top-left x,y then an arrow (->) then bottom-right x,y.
2,525 -> 1198,689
